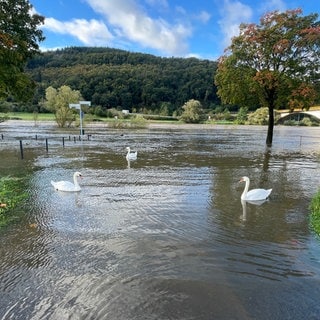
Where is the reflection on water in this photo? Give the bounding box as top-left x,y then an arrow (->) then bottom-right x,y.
1,123 -> 320,319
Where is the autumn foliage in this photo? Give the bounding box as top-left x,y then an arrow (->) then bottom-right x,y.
215,9 -> 320,146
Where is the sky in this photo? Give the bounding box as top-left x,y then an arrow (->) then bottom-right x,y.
29,0 -> 319,60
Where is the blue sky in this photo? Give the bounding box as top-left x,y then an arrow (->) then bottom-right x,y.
29,0 -> 319,60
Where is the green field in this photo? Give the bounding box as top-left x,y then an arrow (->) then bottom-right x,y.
0,112 -> 56,121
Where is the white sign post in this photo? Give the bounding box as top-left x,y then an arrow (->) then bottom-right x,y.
69,101 -> 91,136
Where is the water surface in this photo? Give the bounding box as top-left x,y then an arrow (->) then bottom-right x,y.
0,122 -> 320,319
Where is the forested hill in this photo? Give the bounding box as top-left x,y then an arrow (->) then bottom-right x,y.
26,47 -> 220,115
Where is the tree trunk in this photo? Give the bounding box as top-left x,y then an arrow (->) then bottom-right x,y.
266,106 -> 274,147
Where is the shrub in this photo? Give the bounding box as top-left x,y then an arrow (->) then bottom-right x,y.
283,119 -> 297,126
108,115 -> 147,129
94,106 -> 107,117
247,107 -> 269,125
235,107 -> 248,124
300,117 -> 313,126
130,115 -> 147,128
180,99 -> 204,123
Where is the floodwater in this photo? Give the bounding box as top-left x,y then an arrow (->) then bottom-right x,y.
0,121 -> 320,320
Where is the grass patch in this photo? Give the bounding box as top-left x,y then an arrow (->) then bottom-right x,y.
0,176 -> 28,227
0,112 -> 55,121
310,190 -> 320,236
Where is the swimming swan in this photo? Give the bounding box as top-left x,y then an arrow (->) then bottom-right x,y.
239,176 -> 272,201
126,147 -> 137,161
51,172 -> 82,192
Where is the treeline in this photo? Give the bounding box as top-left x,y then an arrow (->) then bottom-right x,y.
26,47 -> 221,115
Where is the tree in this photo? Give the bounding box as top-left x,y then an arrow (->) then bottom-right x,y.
0,0 -> 45,101
215,9 -> 320,146
180,99 -> 204,123
44,86 -> 82,127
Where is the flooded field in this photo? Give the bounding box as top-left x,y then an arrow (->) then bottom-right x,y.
0,120 -> 320,319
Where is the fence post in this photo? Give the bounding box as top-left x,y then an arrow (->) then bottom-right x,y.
19,140 -> 24,159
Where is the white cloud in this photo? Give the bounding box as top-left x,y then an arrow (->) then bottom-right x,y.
218,0 -> 253,49
195,11 -> 211,24
43,17 -> 113,46
217,0 -> 287,53
259,0 -> 287,13
85,0 -> 192,56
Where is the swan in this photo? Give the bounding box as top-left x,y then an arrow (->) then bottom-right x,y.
51,172 -> 82,192
239,176 -> 272,201
126,147 -> 137,161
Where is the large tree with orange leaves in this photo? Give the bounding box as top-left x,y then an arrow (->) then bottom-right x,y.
0,0 -> 44,101
214,9 -> 320,146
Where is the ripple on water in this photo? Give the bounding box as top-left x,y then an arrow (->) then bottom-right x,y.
2,127 -> 320,319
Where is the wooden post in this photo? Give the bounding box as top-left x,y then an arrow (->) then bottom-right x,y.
19,140 -> 24,159
62,137 -> 65,148
46,138 -> 48,152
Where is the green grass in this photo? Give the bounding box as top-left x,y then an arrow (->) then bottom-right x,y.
0,176 -> 28,227
0,112 -> 55,121
310,190 -> 320,236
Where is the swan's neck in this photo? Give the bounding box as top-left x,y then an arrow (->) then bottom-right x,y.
241,179 -> 250,200
73,175 -> 80,188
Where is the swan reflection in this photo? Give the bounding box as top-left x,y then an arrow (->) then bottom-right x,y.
241,199 -> 268,221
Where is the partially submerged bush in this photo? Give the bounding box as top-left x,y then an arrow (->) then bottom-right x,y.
180,99 -> 204,124
108,115 -> 147,129
130,115 -> 147,128
246,107 -> 269,125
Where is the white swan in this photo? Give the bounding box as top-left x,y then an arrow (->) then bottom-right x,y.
126,147 -> 137,161
51,172 -> 82,192
239,176 -> 272,201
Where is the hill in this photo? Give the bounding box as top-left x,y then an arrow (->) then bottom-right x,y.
26,47 -> 220,115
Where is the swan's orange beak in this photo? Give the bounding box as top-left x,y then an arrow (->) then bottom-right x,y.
239,177 -> 244,183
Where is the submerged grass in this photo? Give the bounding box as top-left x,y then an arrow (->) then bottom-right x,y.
310,190 -> 320,236
0,176 -> 28,227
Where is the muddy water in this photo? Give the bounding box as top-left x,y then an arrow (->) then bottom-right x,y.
0,121 -> 320,319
